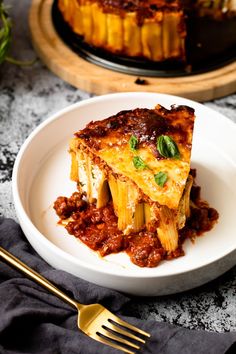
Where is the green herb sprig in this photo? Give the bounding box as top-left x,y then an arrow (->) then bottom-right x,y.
129,135 -> 138,152
157,135 -> 180,159
0,1 -> 11,64
0,1 -> 36,66
133,156 -> 149,170
154,171 -> 168,187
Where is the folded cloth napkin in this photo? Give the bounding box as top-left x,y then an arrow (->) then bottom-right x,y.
0,218 -> 235,354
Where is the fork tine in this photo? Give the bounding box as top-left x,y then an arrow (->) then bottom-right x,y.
99,326 -> 140,349
94,333 -> 136,354
107,320 -> 145,343
110,315 -> 151,338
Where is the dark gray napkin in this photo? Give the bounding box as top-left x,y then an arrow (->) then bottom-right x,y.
0,218 -> 235,354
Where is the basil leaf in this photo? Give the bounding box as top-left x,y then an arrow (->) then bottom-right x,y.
133,156 -> 148,170
0,2 -> 36,66
129,135 -> 138,151
154,171 -> 168,187
157,135 -> 180,159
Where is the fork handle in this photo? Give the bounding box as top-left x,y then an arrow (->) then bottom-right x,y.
0,246 -> 79,310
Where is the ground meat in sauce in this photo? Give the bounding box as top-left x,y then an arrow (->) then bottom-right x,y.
127,232 -> 166,267
65,202 -> 126,257
92,1 -> 182,26
53,192 -> 87,219
53,180 -> 219,268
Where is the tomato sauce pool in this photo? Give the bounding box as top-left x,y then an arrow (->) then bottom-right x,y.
54,174 -> 219,268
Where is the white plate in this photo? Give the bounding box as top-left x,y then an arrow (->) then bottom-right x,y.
12,92 -> 236,296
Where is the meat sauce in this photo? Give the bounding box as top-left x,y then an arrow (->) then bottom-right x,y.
92,1 -> 182,25
54,170 -> 219,268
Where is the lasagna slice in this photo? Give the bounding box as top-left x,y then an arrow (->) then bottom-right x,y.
69,104 -> 195,253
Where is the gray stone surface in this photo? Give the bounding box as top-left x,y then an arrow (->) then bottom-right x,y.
0,0 -> 236,335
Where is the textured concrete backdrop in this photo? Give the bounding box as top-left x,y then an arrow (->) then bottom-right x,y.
0,0 -> 236,334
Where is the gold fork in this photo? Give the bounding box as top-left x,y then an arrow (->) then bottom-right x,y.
0,246 -> 150,353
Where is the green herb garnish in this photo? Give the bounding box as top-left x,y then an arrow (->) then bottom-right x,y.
0,1 -> 11,64
129,135 -> 138,152
133,156 -> 148,170
91,166 -> 95,179
157,135 -> 180,159
154,171 -> 168,187
0,1 -> 36,66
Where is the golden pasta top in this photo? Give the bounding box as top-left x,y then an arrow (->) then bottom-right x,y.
73,104 -> 195,210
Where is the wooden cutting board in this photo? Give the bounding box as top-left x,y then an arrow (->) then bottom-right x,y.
29,0 -> 236,102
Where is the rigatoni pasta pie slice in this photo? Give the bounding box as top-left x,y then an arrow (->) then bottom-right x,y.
54,103 -> 219,267
69,104 -> 195,252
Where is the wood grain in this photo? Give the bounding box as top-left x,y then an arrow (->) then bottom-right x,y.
29,0 -> 236,102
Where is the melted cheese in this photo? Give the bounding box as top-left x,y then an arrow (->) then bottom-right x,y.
96,142 -> 189,209
71,104 -> 195,210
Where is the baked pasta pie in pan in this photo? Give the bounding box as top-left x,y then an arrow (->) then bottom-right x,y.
57,0 -> 236,63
